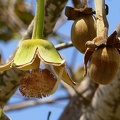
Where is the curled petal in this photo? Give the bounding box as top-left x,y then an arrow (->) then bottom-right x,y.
65,6 -> 95,20
14,55 -> 40,70
53,66 -> 76,86
0,61 -> 12,71
50,67 -> 64,94
84,48 -> 94,76
13,40 -> 37,68
107,31 -> 119,45
37,39 -> 65,66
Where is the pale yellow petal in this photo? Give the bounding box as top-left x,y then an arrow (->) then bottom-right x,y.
50,67 -> 64,94
53,66 -> 76,86
14,55 -> 40,70
0,61 -> 12,71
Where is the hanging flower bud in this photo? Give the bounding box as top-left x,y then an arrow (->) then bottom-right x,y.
89,46 -> 120,85
65,6 -> 96,53
71,15 -> 96,53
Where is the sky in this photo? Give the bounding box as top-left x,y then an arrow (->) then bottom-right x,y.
0,0 -> 120,120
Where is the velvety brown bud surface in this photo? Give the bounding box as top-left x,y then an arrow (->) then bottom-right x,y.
89,46 -> 120,85
71,15 -> 96,53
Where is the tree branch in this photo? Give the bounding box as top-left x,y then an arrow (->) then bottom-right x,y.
80,69 -> 120,120
4,96 -> 70,112
44,0 -> 68,38
0,69 -> 23,108
56,41 -> 73,50
72,0 -> 83,8
94,0 -> 108,36
116,23 -> 120,37
59,77 -> 97,120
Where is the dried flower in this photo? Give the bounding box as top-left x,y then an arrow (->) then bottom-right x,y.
20,69 -> 58,98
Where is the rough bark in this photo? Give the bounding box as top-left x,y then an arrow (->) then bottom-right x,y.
0,69 -> 23,108
1,0 -> 120,120
59,77 -> 98,120
80,69 -> 120,120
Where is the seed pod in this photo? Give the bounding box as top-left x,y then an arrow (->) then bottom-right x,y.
71,15 -> 96,53
89,46 -> 120,85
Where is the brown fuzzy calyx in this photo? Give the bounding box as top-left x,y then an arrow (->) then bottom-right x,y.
19,68 -> 57,98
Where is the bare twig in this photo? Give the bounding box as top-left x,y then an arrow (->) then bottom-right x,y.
72,0 -> 83,8
55,41 -> 73,50
4,96 -> 70,112
94,0 -> 108,37
47,111 -> 51,120
82,0 -> 87,7
116,23 -> 120,37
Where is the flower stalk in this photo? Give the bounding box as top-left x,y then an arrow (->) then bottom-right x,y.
32,0 -> 44,39
94,0 -> 109,37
